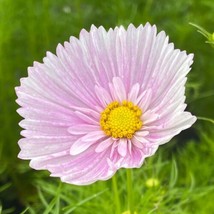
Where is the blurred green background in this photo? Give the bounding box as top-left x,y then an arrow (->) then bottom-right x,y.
0,0 -> 214,213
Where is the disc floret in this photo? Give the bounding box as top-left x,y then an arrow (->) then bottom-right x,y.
100,101 -> 143,139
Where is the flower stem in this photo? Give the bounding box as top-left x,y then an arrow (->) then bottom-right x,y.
127,169 -> 134,214
112,173 -> 121,214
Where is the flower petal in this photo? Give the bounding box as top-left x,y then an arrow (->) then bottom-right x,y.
95,138 -> 113,153
70,131 -> 105,155
61,149 -> 115,185
68,124 -> 99,135
94,85 -> 112,107
18,137 -> 73,159
74,111 -> 99,125
109,77 -> 127,102
117,138 -> 128,157
128,83 -> 140,103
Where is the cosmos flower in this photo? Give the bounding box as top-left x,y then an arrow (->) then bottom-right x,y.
16,23 -> 196,185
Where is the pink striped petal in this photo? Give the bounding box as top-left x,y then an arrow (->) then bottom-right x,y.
94,85 -> 112,107
118,138 -> 128,157
74,111 -> 99,125
128,83 -> 140,103
68,124 -> 99,135
110,77 -> 126,102
70,131 -> 105,155
95,138 -> 113,153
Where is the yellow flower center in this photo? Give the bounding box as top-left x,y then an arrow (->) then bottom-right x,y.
100,101 -> 143,139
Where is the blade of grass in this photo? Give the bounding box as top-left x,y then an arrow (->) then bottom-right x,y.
0,183 -> 11,192
62,188 -> 108,214
169,159 -> 178,189
20,207 -> 29,214
44,182 -> 62,214
37,187 -> 49,208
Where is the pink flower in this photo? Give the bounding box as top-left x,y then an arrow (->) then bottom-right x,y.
16,23 -> 196,185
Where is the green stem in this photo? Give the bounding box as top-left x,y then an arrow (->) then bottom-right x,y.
127,169 -> 134,214
197,116 -> 214,124
112,174 -> 121,214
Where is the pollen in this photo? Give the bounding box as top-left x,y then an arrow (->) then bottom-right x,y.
100,101 -> 143,139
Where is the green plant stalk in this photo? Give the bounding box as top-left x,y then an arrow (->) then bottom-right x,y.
112,174 -> 121,214
197,116 -> 214,124
189,22 -> 214,48
127,169 -> 134,214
